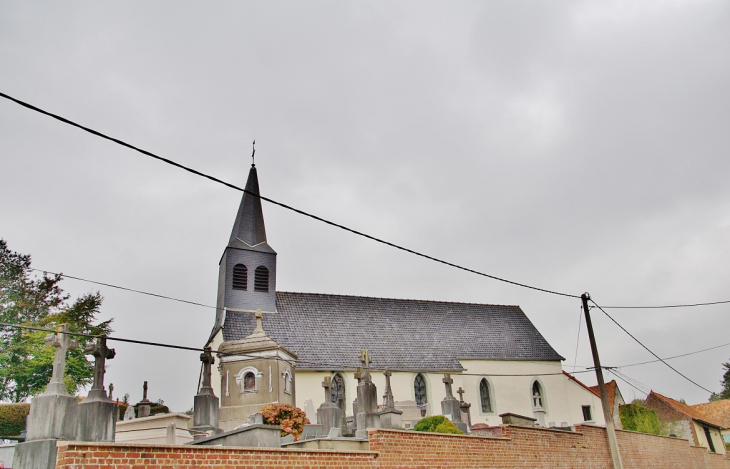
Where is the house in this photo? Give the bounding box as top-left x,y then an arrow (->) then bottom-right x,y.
204,164 -> 615,432
588,379 -> 625,429
644,391 -> 726,454
692,399 -> 730,447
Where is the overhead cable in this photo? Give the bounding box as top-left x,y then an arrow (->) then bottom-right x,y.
0,91 -> 578,300
589,299 -> 713,394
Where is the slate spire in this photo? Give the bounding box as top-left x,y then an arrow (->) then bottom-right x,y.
229,164 -> 267,248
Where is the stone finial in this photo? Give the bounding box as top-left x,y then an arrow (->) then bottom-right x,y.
443,374 -> 454,398
84,336 -> 115,401
43,324 -> 78,395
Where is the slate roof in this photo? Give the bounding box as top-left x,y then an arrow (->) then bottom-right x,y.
222,291 -> 565,371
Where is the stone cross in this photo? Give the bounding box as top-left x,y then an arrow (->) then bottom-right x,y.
443,374 -> 454,398
322,376 -> 333,401
200,346 -> 215,389
253,309 -> 264,334
382,367 -> 395,410
457,387 -> 465,403
142,380 -> 150,402
108,383 -> 114,400
354,367 -> 363,383
43,324 -> 78,395
359,349 -> 371,368
85,336 -> 116,397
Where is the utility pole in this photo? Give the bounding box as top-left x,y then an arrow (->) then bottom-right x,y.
581,292 -> 623,469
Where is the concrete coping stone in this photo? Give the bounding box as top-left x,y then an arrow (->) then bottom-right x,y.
190,423 -> 282,445
368,428 -> 509,441
55,440 -> 379,455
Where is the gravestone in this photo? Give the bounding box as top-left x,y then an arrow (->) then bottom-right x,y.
355,350 -> 380,439
123,404 -> 135,420
192,347 -> 222,440
379,367 -> 403,429
78,336 -> 117,441
338,393 -> 352,436
457,387 -> 472,430
316,377 -> 341,437
14,324 -> 80,469
136,381 -> 152,418
440,374 -> 467,434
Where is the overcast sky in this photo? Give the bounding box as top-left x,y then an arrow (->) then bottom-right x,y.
1,1 -> 729,412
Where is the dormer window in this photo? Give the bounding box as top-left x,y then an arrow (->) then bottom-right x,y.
254,266 -> 269,292
232,264 -> 247,290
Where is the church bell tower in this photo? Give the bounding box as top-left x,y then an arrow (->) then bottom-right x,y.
213,163 -> 277,331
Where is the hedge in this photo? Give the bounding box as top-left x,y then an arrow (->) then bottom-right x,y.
413,415 -> 464,435
0,403 -> 30,437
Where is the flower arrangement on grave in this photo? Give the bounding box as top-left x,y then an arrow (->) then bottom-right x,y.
413,415 -> 464,435
259,403 -> 310,441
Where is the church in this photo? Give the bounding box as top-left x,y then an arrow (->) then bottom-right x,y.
204,164 -> 610,432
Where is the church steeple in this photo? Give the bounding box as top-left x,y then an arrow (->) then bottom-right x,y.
212,162 -> 278,335
228,165 -> 268,249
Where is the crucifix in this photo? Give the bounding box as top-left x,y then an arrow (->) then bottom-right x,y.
456,387 -> 465,404
200,346 -> 215,390
85,336 -> 116,400
322,376 -> 332,401
443,373 -> 454,398
43,324 -> 78,395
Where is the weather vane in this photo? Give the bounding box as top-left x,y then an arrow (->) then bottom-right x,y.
251,140 -> 256,166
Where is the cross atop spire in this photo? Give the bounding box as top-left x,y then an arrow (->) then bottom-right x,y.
251,140 -> 256,166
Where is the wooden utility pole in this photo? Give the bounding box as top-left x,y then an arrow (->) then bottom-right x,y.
581,292 -> 624,469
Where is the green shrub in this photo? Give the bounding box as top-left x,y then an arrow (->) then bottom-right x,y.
0,403 -> 30,437
413,415 -> 464,435
619,403 -> 660,435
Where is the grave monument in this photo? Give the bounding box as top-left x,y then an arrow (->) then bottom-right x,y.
77,336 -> 117,441
441,374 -> 468,433
191,346 -> 222,439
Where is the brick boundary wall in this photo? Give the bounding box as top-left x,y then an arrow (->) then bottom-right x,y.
56,425 -> 730,469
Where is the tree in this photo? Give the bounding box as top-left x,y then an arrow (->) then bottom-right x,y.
0,239 -> 112,402
709,361 -> 730,402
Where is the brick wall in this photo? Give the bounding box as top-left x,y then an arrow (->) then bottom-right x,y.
56,425 -> 730,469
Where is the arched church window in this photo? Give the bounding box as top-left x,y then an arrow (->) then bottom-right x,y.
331,373 -> 345,404
282,369 -> 292,395
414,374 -> 427,410
232,264 -> 247,290
254,266 -> 269,292
480,378 -> 493,413
244,372 -> 256,392
532,381 -> 544,408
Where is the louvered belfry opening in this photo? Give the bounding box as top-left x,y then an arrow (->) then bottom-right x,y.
232,264 -> 247,290
254,265 -> 269,292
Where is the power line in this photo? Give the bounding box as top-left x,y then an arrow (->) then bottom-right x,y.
0,321 -> 595,377
600,300 -> 730,310
30,268 -> 218,310
616,341 -> 730,369
589,298 -> 713,394
0,91 -> 578,300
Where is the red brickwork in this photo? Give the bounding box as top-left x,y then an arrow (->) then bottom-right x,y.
56,425 -> 730,469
